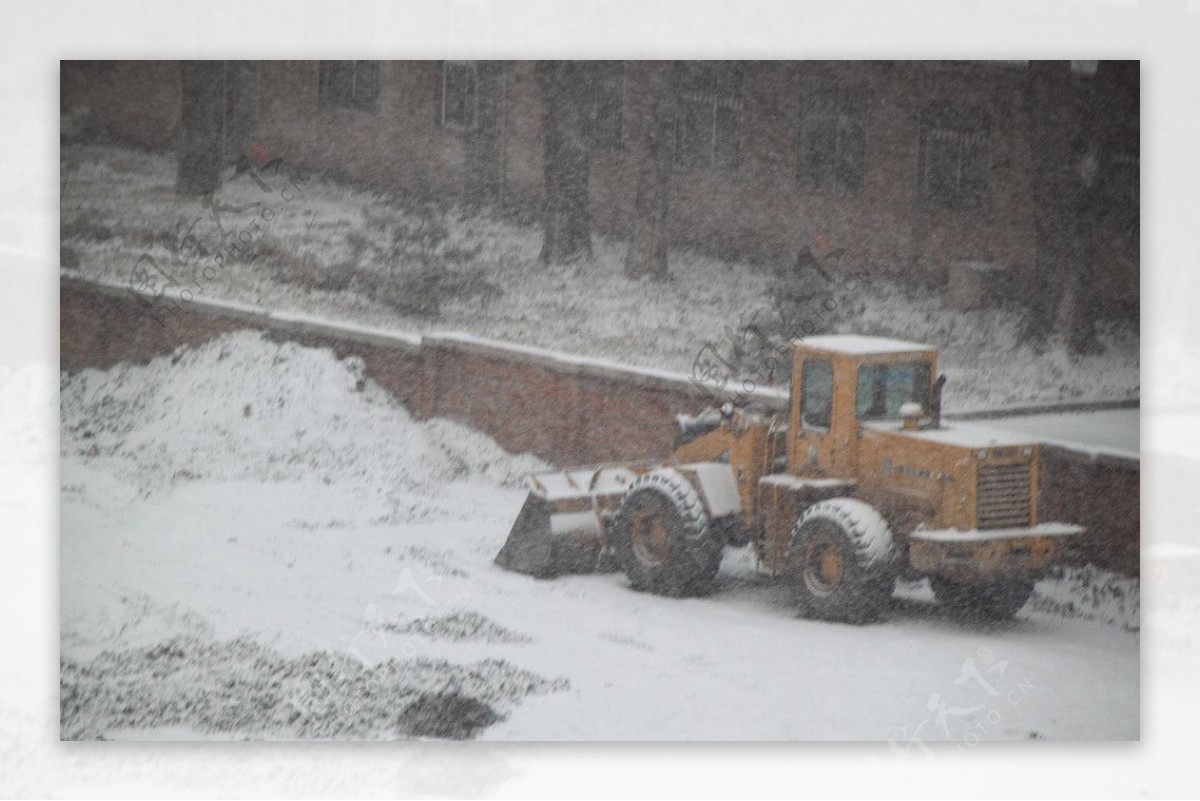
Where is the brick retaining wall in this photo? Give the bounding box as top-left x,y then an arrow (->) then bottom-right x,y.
60,276 -> 1139,575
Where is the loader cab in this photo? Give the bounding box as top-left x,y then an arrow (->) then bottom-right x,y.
788,336 -> 938,476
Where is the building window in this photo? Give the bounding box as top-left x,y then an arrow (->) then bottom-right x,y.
673,62 -> 744,169
797,85 -> 869,194
440,61 -> 478,131
919,102 -> 991,209
318,61 -> 379,113
586,61 -> 624,151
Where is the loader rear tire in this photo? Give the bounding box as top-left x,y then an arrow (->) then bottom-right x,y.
611,468 -> 722,597
787,499 -> 897,624
931,577 -> 1034,620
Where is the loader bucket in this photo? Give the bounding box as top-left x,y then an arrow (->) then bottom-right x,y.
494,466 -> 639,577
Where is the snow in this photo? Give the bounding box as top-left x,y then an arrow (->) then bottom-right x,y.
549,510 -> 600,535
529,469 -> 590,499
759,474 -> 855,491
866,420 -> 1037,448
681,461 -> 742,517
983,409 -> 1140,460
435,331 -> 727,391
59,328 -> 1139,742
60,143 -> 1139,413
59,330 -> 545,501
1026,566 -> 1139,632
530,466 -> 639,500
822,498 -> 895,566
797,334 -> 934,355
589,466 -> 640,495
65,268 -> 793,405
911,523 -> 1085,543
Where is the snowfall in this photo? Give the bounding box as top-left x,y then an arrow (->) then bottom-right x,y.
51,140 -> 1150,744
58,331 -> 1141,742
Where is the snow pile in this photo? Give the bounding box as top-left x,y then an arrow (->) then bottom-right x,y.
60,330 -> 547,503
1031,566 -> 1140,631
60,331 -> 566,740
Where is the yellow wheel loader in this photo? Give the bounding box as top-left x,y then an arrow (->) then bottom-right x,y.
495,335 -> 1083,622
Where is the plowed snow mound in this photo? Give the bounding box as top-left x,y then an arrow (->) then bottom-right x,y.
1031,566 -> 1139,631
60,331 -> 562,740
60,330 -> 547,499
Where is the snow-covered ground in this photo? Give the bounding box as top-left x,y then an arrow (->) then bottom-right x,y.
59,144 -> 1138,412
60,332 -> 1140,741
984,408 -> 1139,459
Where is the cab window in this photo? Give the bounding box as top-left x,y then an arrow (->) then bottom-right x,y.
800,358 -> 834,429
856,361 -> 932,420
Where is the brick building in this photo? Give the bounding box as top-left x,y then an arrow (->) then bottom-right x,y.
61,60 -> 1139,308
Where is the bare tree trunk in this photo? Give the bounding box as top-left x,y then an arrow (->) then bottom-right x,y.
624,64 -> 673,280
537,62 -> 592,264
1065,138 -> 1104,356
176,61 -> 226,197
1023,61 -> 1076,348
1024,61 -> 1111,355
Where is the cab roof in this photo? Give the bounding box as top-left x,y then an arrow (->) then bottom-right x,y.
795,334 -> 935,356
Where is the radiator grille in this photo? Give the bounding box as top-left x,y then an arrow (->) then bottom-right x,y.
976,462 -> 1033,529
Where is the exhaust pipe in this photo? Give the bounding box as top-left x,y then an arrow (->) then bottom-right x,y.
932,373 -> 947,429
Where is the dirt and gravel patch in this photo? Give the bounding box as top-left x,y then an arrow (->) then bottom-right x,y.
61,635 -> 568,740
383,611 -> 532,644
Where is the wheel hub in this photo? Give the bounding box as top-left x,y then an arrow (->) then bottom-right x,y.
803,530 -> 844,598
631,507 -> 671,565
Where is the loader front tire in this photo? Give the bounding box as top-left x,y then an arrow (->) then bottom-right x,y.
611,468 -> 722,597
787,499 -> 897,624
